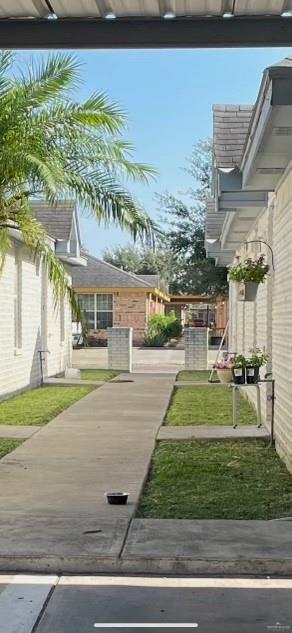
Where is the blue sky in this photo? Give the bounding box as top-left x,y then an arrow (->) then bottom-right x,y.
21,47 -> 292,255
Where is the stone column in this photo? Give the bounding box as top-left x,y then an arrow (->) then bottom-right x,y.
184,327 -> 208,370
108,327 -> 133,372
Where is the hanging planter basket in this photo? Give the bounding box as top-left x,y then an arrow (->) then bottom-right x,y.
229,255 -> 270,303
237,281 -> 259,302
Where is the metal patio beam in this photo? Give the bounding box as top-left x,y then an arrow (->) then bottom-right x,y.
1,17 -> 292,49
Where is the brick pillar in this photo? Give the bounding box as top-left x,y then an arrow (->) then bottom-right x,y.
184,327 -> 208,370
108,327 -> 133,372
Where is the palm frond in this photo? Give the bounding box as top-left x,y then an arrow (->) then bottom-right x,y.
0,51 -> 158,307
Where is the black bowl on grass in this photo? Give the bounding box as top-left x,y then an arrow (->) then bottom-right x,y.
105,492 -> 128,505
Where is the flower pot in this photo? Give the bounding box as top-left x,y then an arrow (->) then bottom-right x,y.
238,282 -> 259,302
233,367 -> 246,384
105,492 -> 128,505
217,368 -> 233,384
246,366 -> 260,384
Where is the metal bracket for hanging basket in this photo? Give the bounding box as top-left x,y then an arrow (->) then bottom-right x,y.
237,281 -> 259,302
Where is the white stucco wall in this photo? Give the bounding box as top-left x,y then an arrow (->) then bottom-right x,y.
0,241 -> 72,398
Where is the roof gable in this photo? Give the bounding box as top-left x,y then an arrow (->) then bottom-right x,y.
30,200 -> 75,241
72,254 -> 156,289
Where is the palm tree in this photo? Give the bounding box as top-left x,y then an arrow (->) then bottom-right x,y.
0,51 -> 157,316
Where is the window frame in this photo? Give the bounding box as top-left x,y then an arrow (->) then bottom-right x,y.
79,293 -> 113,330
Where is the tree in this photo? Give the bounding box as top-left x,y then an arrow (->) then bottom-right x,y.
103,244 -> 176,285
157,139 -> 227,295
0,51 -> 157,315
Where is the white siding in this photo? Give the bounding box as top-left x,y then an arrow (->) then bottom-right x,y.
0,242 -> 72,398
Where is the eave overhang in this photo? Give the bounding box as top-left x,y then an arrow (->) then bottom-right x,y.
59,254 -> 87,267
241,63 -> 292,190
205,198 -> 235,265
209,169 -> 268,266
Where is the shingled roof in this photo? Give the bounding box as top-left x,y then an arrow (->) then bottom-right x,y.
72,254 -> 163,290
213,104 -> 253,169
30,200 -> 75,240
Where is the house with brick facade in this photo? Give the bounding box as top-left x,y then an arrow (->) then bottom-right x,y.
72,254 -> 169,345
0,200 -> 86,398
205,57 -> 292,471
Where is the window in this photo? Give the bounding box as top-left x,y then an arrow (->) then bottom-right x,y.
14,249 -> 22,351
78,294 -> 113,329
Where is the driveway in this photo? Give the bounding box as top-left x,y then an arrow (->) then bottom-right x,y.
73,347 -> 184,373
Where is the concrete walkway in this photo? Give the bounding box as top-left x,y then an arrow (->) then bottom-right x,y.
158,424 -> 270,441
122,519 -> 292,575
0,425 -> 40,439
0,374 -> 175,571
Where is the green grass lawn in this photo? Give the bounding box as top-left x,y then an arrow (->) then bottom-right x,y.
177,370 -> 215,382
165,385 -> 257,426
0,385 -> 94,426
0,439 -> 22,458
138,441 -> 292,520
80,369 -> 118,381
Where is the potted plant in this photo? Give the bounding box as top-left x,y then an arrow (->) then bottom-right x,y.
213,358 -> 234,384
229,255 -> 269,302
245,348 -> 269,384
233,354 -> 246,385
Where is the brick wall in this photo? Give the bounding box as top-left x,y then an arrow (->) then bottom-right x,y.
88,291 -> 164,346
114,292 -> 147,344
184,327 -> 208,370
228,208 -> 272,430
271,167 -> 292,470
0,242 -> 72,398
228,167 -> 292,470
108,327 -> 132,371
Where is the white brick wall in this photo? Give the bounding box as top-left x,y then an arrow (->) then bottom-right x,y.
184,328 -> 208,370
228,167 -> 292,470
271,167 -> 292,470
108,327 -> 133,371
0,242 -> 72,398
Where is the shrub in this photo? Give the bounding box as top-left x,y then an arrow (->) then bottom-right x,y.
143,330 -> 168,347
143,311 -> 182,347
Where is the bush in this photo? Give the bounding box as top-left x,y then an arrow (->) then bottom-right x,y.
143,311 -> 182,347
143,330 -> 168,347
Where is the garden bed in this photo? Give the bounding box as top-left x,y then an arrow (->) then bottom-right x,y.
165,385 -> 257,426
0,385 -> 94,426
138,441 -> 292,520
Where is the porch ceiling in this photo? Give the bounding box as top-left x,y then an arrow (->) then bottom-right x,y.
3,1 -> 292,19
2,1 -> 292,48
